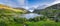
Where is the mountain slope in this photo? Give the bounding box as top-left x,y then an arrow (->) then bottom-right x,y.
0,4 -> 27,14
33,3 -> 60,17
0,4 -> 28,26
0,4 -> 29,18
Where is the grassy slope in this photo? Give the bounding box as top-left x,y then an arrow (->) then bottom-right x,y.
0,4 -> 27,26
0,4 -> 27,14
26,21 -> 60,26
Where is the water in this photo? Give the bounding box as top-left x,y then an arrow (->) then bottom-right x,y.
20,13 -> 43,19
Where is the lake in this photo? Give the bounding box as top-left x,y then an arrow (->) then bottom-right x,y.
20,13 -> 43,19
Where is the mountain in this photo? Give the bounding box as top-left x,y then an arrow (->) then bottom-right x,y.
33,3 -> 60,17
0,4 -> 30,18
14,8 -> 31,13
36,5 -> 48,9
0,4 -> 27,14
0,4 -> 29,26
0,4 -> 31,19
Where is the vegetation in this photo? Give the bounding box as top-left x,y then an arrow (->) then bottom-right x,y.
0,4 -> 27,26
0,3 -> 60,26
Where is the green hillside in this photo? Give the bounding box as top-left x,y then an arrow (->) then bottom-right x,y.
0,4 -> 28,26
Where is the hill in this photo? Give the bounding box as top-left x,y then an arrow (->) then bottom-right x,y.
0,4 -> 27,13
0,4 -> 28,26
0,4 -> 29,18
33,3 -> 60,17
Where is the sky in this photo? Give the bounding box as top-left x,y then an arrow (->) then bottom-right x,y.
0,0 -> 60,9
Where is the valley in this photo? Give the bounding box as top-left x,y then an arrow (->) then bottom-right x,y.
0,3 -> 60,26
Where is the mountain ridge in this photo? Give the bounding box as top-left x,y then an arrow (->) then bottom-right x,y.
0,4 -> 28,14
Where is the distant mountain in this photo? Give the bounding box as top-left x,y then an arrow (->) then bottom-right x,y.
14,8 -> 31,13
36,5 -> 48,9
14,8 -> 26,10
33,4 -> 49,13
28,7 -> 35,10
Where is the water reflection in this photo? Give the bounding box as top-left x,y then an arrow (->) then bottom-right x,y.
20,13 -> 43,19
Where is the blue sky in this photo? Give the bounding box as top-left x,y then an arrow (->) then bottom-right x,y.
0,0 -> 60,9
28,0 -> 54,6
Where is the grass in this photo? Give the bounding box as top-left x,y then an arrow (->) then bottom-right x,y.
26,20 -> 60,26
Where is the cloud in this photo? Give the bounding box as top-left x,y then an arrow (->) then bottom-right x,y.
0,0 -> 27,8
37,0 -> 60,9
17,0 -> 25,6
31,0 -> 60,9
46,0 -> 60,7
0,0 -> 60,9
0,0 -> 17,7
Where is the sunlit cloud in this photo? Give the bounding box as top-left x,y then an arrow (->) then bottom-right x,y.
36,0 -> 60,9
47,0 -> 60,7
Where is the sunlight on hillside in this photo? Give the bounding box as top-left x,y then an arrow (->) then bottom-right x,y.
0,4 -> 26,13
